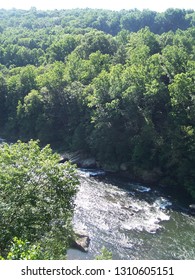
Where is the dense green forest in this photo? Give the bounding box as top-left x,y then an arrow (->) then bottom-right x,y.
0,7 -> 195,201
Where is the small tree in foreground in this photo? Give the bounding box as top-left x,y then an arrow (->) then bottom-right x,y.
95,247 -> 113,260
0,140 -> 78,259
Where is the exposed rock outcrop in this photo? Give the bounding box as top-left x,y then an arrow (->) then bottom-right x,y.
79,158 -> 96,168
72,231 -> 90,253
59,151 -> 97,168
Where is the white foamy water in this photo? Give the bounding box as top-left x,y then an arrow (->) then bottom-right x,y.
68,170 -> 195,260
71,172 -> 172,258
154,197 -> 172,210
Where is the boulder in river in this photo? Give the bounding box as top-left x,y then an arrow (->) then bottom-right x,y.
72,231 -> 90,253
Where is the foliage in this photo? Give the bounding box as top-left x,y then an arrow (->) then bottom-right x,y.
0,7 -> 195,199
0,140 -> 78,259
0,237 -> 43,260
95,247 -> 113,260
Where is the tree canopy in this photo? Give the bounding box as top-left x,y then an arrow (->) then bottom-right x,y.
0,7 -> 195,200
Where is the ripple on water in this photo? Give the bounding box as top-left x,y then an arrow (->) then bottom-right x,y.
68,173 -> 195,259
72,175 -> 172,259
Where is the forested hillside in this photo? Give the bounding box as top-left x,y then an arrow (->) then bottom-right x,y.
0,8 -> 195,198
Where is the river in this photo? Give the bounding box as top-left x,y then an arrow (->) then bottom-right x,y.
67,169 -> 195,260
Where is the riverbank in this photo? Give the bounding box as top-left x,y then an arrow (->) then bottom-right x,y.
1,136 -> 194,206
59,150 -> 171,190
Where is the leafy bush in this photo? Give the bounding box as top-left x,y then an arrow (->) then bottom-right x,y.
95,247 -> 113,260
0,237 -> 43,260
0,140 -> 78,259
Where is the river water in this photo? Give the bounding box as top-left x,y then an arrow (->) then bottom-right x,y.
68,169 -> 195,260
